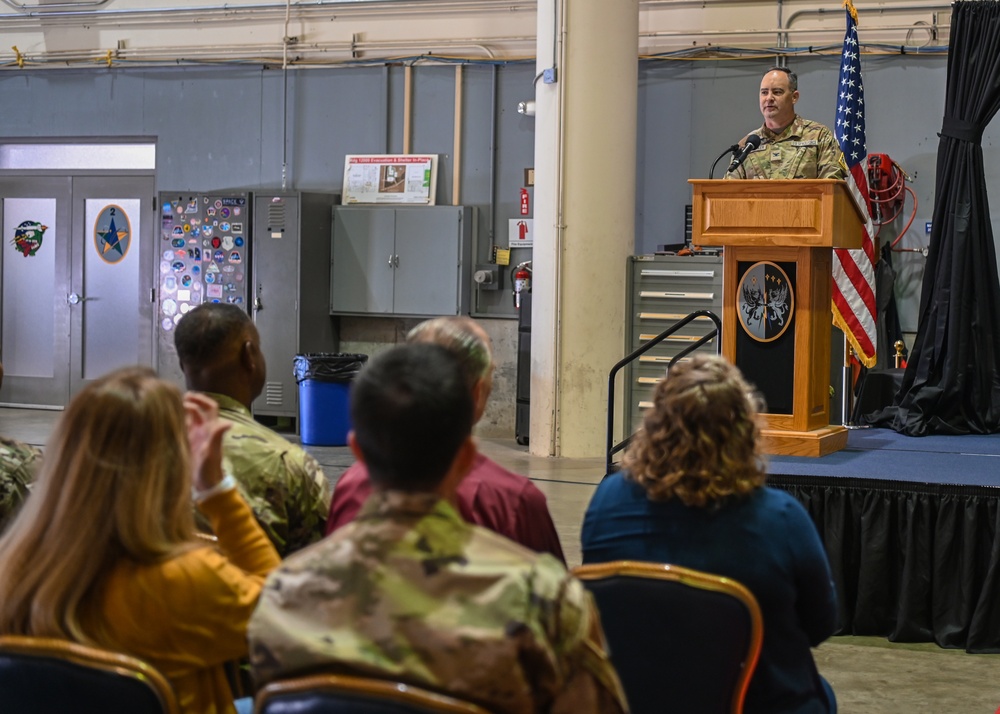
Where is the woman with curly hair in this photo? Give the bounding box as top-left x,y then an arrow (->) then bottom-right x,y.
582,354 -> 837,714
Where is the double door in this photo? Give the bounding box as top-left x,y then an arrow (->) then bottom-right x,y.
0,175 -> 154,408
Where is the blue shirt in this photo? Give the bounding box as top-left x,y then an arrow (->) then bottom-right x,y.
582,473 -> 837,714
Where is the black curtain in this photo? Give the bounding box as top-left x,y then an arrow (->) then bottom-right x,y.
888,1 -> 1000,435
771,475 -> 1000,653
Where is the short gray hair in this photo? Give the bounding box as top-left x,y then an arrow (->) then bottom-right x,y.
764,65 -> 797,92
406,316 -> 492,388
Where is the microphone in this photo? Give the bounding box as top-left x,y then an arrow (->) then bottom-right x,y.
727,134 -> 762,174
709,142 -> 741,179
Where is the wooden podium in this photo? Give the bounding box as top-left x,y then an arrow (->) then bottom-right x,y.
689,179 -> 865,457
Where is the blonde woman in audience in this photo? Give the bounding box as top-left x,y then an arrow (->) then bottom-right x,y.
0,366 -> 279,714
582,354 -> 838,714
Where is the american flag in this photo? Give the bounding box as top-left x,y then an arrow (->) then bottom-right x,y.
832,0 -> 877,368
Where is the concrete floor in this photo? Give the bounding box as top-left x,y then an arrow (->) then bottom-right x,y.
4,407 -> 1000,712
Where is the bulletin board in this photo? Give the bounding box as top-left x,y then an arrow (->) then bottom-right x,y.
342,154 -> 438,205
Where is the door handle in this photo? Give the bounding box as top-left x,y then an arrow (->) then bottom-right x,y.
67,293 -> 95,305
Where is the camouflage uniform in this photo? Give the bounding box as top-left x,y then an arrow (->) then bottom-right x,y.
207,392 -> 331,557
0,436 -> 41,532
249,491 -> 628,714
726,115 -> 845,180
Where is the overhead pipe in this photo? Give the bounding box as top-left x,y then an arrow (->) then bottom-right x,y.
1,0 -> 108,10
487,64 -> 497,246
0,0 -> 535,21
642,23 -> 945,40
403,65 -> 413,154
0,0 -> 949,32
0,28 -> 945,70
0,4 -> 950,68
783,3 -> 952,30
452,64 -> 462,206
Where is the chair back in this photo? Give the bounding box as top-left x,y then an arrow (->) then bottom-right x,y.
255,673 -> 492,714
0,635 -> 179,714
573,560 -> 762,714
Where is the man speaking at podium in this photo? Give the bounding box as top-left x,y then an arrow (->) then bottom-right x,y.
726,67 -> 845,181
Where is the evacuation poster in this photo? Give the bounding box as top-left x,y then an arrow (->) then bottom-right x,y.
342,154 -> 438,205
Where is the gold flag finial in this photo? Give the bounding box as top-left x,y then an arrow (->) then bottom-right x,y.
843,0 -> 860,25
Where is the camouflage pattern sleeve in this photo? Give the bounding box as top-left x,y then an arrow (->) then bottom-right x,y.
279,450 -> 332,555
221,443 -> 331,557
0,438 -> 42,532
535,558 -> 629,713
815,123 -> 847,179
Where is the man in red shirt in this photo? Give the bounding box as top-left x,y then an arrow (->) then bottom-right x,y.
326,316 -> 565,564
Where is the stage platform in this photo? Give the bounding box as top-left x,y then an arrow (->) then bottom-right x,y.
766,428 -> 1000,653
769,428 -> 1000,488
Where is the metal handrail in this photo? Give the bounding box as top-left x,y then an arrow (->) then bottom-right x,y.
606,309 -> 722,474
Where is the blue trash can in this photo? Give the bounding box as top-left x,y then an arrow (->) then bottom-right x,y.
294,353 -> 368,446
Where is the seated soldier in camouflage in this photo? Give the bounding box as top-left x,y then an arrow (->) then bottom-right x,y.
249,344 -> 627,714
0,361 -> 43,532
0,435 -> 42,533
174,303 -> 330,556
726,66 -> 846,180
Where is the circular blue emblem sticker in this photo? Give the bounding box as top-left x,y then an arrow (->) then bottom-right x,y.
737,261 -> 795,343
94,205 -> 131,264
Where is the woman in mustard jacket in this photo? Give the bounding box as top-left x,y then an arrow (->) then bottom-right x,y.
0,366 -> 280,714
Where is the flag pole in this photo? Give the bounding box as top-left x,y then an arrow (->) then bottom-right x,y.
841,333 -> 856,427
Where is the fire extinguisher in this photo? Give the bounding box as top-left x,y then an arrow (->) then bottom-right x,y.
512,260 -> 532,310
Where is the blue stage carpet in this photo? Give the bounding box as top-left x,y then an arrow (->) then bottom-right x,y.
767,428 -> 1000,488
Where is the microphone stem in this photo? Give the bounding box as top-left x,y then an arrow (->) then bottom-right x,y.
709,147 -> 736,180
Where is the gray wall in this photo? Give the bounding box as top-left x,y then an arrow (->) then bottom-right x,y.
1,55 -> 994,435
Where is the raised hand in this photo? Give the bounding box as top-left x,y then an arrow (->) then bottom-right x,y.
184,392 -> 232,494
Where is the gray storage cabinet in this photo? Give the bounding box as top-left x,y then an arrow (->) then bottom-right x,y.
330,206 -> 473,317
252,191 -> 340,419
625,254 -> 723,436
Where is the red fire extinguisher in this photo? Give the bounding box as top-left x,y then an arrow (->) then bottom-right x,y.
512,261 -> 532,310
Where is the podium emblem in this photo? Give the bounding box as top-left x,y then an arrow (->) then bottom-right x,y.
737,261 -> 794,342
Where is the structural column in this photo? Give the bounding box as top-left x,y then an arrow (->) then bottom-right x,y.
530,0 -> 639,457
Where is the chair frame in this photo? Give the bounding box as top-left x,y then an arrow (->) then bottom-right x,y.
0,634 -> 180,714
573,560 -> 763,714
254,673 -> 492,714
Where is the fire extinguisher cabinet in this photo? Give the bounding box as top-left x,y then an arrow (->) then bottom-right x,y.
515,292 -> 531,445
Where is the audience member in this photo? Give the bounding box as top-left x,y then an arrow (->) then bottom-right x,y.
582,354 -> 837,714
0,358 -> 43,533
0,367 -> 280,714
175,303 -> 331,555
327,316 -> 565,562
250,344 -> 626,714
0,435 -> 42,533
